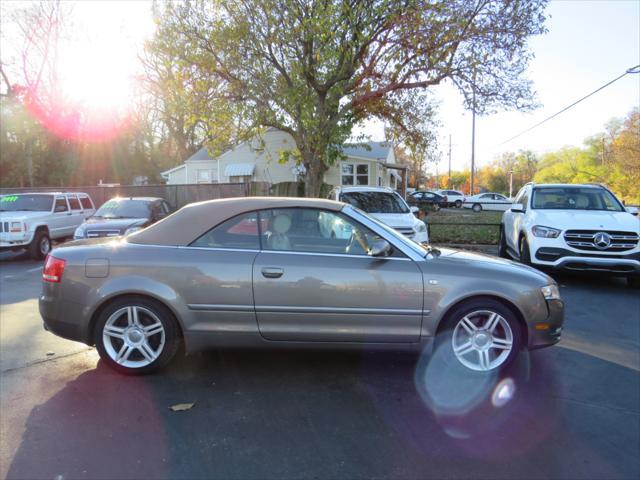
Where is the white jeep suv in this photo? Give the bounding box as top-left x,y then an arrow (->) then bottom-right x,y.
0,192 -> 95,259
500,183 -> 639,285
327,186 -> 429,243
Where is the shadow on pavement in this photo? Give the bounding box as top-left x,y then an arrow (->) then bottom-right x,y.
8,345 -> 637,480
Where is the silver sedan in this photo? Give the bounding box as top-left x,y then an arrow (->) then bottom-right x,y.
39,197 -> 564,375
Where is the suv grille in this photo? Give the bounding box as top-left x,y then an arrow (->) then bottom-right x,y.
0,222 -> 7,233
563,230 -> 639,252
394,227 -> 415,237
87,229 -> 122,238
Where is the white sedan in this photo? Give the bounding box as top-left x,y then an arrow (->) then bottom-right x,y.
463,193 -> 513,212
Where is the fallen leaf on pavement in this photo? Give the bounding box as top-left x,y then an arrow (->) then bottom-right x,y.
169,402 -> 195,412
46,352 -> 55,356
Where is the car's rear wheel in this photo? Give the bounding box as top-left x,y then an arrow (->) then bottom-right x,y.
29,230 -> 51,260
472,203 -> 482,213
95,296 -> 181,375
432,203 -> 440,212
498,225 -> 509,258
438,299 -> 522,372
455,199 -> 462,208
519,236 -> 532,265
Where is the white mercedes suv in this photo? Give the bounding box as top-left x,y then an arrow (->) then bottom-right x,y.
327,186 -> 429,243
500,183 -> 639,285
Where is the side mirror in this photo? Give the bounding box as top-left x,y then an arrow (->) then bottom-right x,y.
369,239 -> 392,257
410,206 -> 419,215
510,203 -> 525,213
626,206 -> 639,216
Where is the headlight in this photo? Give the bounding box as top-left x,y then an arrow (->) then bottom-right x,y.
124,226 -> 142,236
541,284 -> 561,300
532,225 -> 561,238
73,226 -> 86,239
10,221 -> 22,232
414,222 -> 427,233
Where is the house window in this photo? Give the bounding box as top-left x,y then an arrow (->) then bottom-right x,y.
196,169 -> 211,184
341,163 -> 368,186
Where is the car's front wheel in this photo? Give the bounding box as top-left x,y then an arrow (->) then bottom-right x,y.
472,203 -> 482,212
95,296 -> 181,375
455,199 -> 462,208
438,299 -> 522,372
519,236 -> 532,266
498,225 -> 509,258
29,230 -> 51,260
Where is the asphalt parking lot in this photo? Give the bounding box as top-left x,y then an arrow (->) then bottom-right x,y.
1,249 -> 639,480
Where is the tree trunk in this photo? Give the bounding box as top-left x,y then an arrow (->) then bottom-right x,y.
301,149 -> 328,198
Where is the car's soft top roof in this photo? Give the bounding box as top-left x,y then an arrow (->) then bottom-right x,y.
128,196 -> 344,246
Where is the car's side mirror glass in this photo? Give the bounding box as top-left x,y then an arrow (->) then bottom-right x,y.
410,206 -> 419,215
510,203 -> 524,213
626,206 -> 639,216
369,239 -> 392,257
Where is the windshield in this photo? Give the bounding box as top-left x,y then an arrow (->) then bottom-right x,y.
532,187 -> 624,212
340,191 -> 409,214
94,199 -> 151,219
344,205 -> 429,258
0,194 -> 54,212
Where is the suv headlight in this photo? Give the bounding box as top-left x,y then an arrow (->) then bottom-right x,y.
414,221 -> 427,233
124,226 -> 142,236
10,222 -> 23,232
73,226 -> 86,239
532,225 -> 561,238
541,284 -> 561,300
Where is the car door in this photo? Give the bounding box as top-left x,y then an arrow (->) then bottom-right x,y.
505,187 -> 527,250
252,207 -> 424,343
49,196 -> 72,238
66,194 -> 85,229
493,194 -> 511,211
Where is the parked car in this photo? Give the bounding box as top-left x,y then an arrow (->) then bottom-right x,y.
500,183 -> 640,286
327,186 -> 428,243
40,197 -> 564,375
407,191 -> 448,211
73,197 -> 173,240
464,193 -> 513,212
0,192 -> 95,259
436,189 -> 466,208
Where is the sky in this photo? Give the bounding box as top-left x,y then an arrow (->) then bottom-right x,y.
1,0 -> 639,171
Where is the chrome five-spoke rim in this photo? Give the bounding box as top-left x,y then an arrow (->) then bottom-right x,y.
102,306 -> 165,368
451,310 -> 513,372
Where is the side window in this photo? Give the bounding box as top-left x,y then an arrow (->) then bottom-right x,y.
514,188 -> 526,204
520,189 -> 530,211
67,195 -> 81,210
79,196 -> 93,210
259,208 -> 387,256
191,212 -> 260,250
54,197 -> 68,213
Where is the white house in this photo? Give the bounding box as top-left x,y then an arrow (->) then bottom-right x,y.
161,129 -> 402,189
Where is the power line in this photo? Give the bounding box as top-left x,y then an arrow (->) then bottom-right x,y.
498,64 -> 640,147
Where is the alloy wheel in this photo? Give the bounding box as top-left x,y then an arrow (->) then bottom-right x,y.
102,306 -> 166,368
451,310 -> 513,371
39,237 -> 51,256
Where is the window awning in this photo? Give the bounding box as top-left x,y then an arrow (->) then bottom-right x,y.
224,163 -> 256,177
390,169 -> 402,181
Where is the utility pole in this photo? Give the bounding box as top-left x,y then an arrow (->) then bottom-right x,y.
509,170 -> 514,199
447,134 -> 452,188
470,82 -> 476,196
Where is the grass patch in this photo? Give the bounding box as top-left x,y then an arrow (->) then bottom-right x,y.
423,208 -> 502,245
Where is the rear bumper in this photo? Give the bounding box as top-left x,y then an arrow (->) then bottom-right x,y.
39,289 -> 92,344
533,247 -> 640,275
527,299 -> 564,350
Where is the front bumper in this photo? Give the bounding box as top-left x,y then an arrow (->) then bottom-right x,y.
0,232 -> 33,250
533,247 -> 640,275
528,298 -> 564,350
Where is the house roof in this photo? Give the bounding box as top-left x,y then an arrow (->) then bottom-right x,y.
185,147 -> 214,162
342,142 -> 392,161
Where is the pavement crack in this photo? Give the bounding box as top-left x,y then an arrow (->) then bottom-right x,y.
1,347 -> 93,374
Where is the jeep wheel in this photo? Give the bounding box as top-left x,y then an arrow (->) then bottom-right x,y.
29,231 -> 51,260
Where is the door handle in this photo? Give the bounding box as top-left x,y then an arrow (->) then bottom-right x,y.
261,267 -> 284,279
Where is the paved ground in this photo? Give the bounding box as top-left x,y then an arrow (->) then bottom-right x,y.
1,249 -> 639,479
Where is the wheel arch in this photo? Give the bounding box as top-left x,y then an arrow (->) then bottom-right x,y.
88,292 -> 185,346
435,294 -> 528,347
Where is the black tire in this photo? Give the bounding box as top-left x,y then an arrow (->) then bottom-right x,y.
519,236 -> 532,266
94,296 -> 182,375
436,298 -> 523,373
498,225 -> 509,258
455,200 -> 462,208
472,203 -> 482,213
29,230 -> 51,260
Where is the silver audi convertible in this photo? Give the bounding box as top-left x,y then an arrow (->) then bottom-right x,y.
40,197 -> 564,375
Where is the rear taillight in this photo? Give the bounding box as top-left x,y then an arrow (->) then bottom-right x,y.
43,255 -> 66,283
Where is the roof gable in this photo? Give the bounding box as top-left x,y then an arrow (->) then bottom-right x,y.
342,142 -> 392,161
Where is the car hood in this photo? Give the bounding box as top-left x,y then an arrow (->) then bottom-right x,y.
369,212 -> 418,228
82,217 -> 148,231
532,210 -> 639,232
0,211 -> 50,222
434,247 -> 553,285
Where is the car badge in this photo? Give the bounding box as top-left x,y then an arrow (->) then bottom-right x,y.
593,232 -> 611,250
